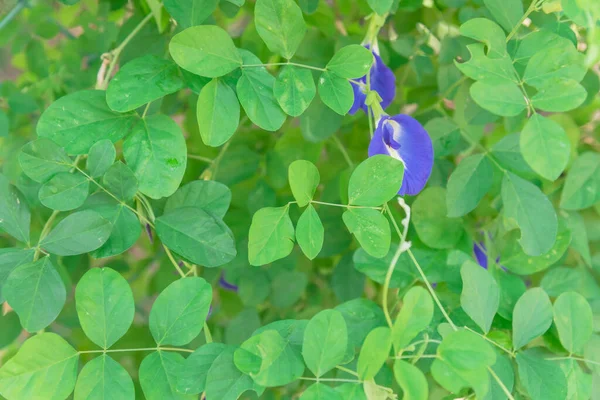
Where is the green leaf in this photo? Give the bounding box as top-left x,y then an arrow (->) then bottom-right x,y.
459,18 -> 507,58
237,62 -> 286,131
317,70 -> 353,115
342,208 -> 391,259
248,206 -> 295,266
149,277 -> 212,346
36,90 -> 138,155
431,358 -> 490,397
393,360 -> 428,400
140,351 -> 194,400
75,268 -> 134,349
523,45 -> 586,89
460,260 -> 500,333
520,114 -> 570,181
270,271 -> 308,308
156,207 -> 236,267
39,171 -> 89,211
302,309 -> 347,377
205,347 -> 264,400
106,55 -> 183,112
87,140 -> 116,178
438,329 -> 496,370
288,159 -> 320,207
357,326 -> 391,380
326,45 -> 373,79
455,44 -> 518,85
163,0 -> 218,28
553,292 -> 593,354
0,312 -> 21,349
300,383 -> 343,400
561,359 -> 592,400
273,66 -> 316,117
4,257 -> 66,333
501,171 -> 557,256
102,161 -> 138,202
41,210 -> 112,256
0,333 -> 78,400
483,0 -> 523,32
123,115 -> 187,199
531,80 -> 587,112
413,187 -> 463,249
516,348 -> 568,400
169,26 -> 242,78
300,97 -> 344,142
347,155 -> 404,206
0,175 -> 30,243
73,354 -> 134,400
19,138 -> 72,183
0,109 -> 8,137
391,286 -> 433,351
446,154 -> 494,217
500,222 -> 571,275
367,0 -> 393,15
425,117 -> 461,157
235,330 -> 304,386
296,204 -> 324,260
176,343 -> 227,395
560,152 -> 600,210
82,193 -> 142,259
512,288 -> 553,350
254,0 -> 306,59
470,81 -> 527,117
197,78 -> 240,147
165,180 -> 231,218
0,248 -> 34,303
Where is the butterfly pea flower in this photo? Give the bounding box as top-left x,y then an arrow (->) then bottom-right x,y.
349,46 -> 396,115
473,242 -> 507,271
218,272 -> 238,292
368,114 -> 433,196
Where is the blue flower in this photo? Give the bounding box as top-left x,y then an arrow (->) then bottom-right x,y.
349,47 -> 396,115
368,114 -> 433,196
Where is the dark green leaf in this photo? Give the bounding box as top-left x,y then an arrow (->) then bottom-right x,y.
123,115 -> 187,199
19,138 -> 72,183
317,71 -> 353,115
41,210 -> 112,256
139,351 -> 194,400
446,154 -> 494,217
164,180 -> 231,218
0,175 -> 30,243
39,171 -> 89,211
273,66 -> 316,117
87,140 -> 116,178
163,0 -> 218,28
4,257 -> 66,332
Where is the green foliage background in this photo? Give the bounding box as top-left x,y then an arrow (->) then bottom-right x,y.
0,0 -> 600,399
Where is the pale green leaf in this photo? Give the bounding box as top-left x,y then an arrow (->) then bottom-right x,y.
391,286 -> 433,351
0,175 -> 30,243
288,159 -> 320,207
347,155 -> 404,206
326,45 -> 373,79
273,65 -> 316,117
512,288 -> 553,350
302,309 -> 347,377
40,210 -> 112,256
139,351 -> 194,400
446,154 -> 494,217
296,204 -> 324,260
317,70 -> 353,115
39,171 -> 89,211
73,355 -> 134,400
254,0 -> 306,59
342,208 -> 391,259
553,292 -> 593,354
87,140 -> 116,178
197,78 -> 239,147
248,206 -> 295,266
75,268 -> 134,349
460,260 -> 500,333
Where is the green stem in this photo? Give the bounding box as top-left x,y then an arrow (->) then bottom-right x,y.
78,347 -> 194,354
204,322 -> 213,344
0,0 -> 26,31
335,365 -> 359,377
299,377 -> 362,383
488,366 -> 515,400
506,0 -> 541,42
394,354 -> 438,360
464,326 -> 515,358
188,154 -> 214,163
242,61 -> 326,72
99,12 -> 155,90
310,200 -> 381,210
330,135 -> 354,168
141,102 -> 151,118
163,245 -> 186,278
406,248 -> 457,330
547,356 -> 600,366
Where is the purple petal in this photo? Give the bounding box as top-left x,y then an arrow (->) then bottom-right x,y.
145,224 -> 153,243
473,242 -> 488,269
219,273 -> 238,292
368,114 -> 433,196
349,48 -> 396,115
